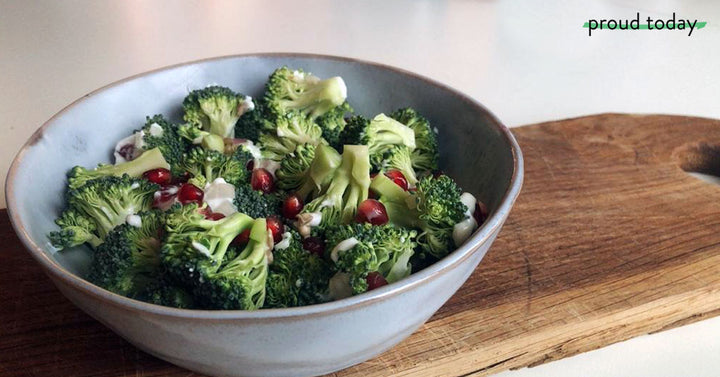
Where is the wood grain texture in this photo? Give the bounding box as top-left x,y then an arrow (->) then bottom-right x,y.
3,114 -> 720,376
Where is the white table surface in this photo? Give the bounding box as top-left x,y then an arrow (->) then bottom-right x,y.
2,0 -> 720,376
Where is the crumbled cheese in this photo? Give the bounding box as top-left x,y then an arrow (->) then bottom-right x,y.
253,159 -> 281,177
240,140 -> 263,159
125,214 -> 142,228
148,123 -> 164,137
130,182 -> 140,189
274,232 -> 293,250
203,178 -> 238,216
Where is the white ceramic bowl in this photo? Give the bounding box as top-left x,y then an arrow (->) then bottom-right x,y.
6,54 -> 523,377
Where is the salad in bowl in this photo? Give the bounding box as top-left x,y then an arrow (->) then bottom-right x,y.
47,66 -> 487,310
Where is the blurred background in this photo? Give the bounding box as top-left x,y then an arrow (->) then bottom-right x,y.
2,0 -> 719,375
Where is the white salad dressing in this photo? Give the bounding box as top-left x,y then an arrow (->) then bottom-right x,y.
253,159 -> 281,177
203,178 -> 238,216
330,237 -> 359,262
153,186 -> 179,211
452,192 -> 479,247
125,214 -> 142,228
192,241 -> 212,257
274,232 -> 292,251
328,272 -> 353,300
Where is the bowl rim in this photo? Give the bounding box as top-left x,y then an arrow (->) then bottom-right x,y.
5,52 -> 524,321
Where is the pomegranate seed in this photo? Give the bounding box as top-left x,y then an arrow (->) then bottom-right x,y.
143,168 -> 172,186
232,229 -> 251,247
246,160 -> 254,171
178,183 -> 204,205
302,237 -> 325,258
366,272 -> 388,290
266,216 -> 284,243
251,168 -> 275,193
432,170 -> 445,179
355,199 -> 389,225
117,144 -> 136,161
206,212 -> 226,221
282,195 -> 304,219
473,201 -> 488,225
384,170 -> 408,191
370,172 -> 378,179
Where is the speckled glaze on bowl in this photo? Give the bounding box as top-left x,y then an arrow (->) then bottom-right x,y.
6,53 -> 523,377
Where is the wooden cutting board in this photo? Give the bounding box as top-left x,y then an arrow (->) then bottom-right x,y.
3,114 -> 720,377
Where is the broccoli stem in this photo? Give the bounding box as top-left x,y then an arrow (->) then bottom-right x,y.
297,144 -> 342,200
106,147 -> 170,177
370,173 -> 419,228
318,145 -> 370,223
68,147 -> 170,189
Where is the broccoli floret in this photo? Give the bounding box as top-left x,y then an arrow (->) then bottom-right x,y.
183,86 -> 252,138
316,101 -> 353,149
258,113 -> 325,161
297,144 -> 342,202
87,211 -> 164,298
230,142 -> 255,171
140,115 -> 190,176
143,280 -> 196,309
340,114 -> 415,158
275,143 -> 343,201
302,145 -> 371,224
325,223 -> 417,294
390,108 -> 439,172
57,176 -> 158,246
193,218 -> 271,310
67,147 -> 169,190
180,146 -> 246,188
275,143 -> 316,192
264,67 -> 347,121
234,100 -> 265,142
233,184 -> 283,218
339,115 -> 368,146
264,230 -> 333,308
178,123 -> 225,153
370,174 -> 466,259
161,204 -> 256,288
47,210 -> 102,249
371,145 -> 418,187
